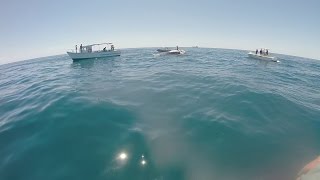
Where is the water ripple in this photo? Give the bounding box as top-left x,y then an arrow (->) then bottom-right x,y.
0,48 -> 319,180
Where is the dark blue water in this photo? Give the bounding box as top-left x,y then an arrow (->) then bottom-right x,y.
0,48 -> 319,180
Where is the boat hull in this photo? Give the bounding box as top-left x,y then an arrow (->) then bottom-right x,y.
248,52 -> 278,62
167,50 -> 186,55
157,49 -> 170,52
67,51 -> 120,60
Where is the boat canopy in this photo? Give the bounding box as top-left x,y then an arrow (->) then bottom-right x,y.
84,43 -> 113,48
85,43 -> 115,52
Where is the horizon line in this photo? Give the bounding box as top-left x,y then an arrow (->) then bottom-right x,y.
1,46 -> 319,66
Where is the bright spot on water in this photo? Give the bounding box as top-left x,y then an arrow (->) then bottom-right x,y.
118,152 -> 127,160
141,160 -> 146,165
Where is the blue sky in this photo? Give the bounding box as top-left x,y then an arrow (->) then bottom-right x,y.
0,0 -> 319,64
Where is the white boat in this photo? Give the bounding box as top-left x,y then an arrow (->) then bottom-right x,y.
167,49 -> 186,55
156,46 -> 186,55
157,48 -> 171,52
67,43 -> 120,60
248,52 -> 279,62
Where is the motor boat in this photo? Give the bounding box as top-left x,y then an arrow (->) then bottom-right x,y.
157,48 -> 171,52
67,43 -> 120,61
167,49 -> 186,55
248,52 -> 279,62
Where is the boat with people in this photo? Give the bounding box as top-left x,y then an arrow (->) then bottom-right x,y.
67,43 -> 120,60
157,47 -> 171,52
167,49 -> 186,55
156,46 -> 186,55
248,48 -> 279,62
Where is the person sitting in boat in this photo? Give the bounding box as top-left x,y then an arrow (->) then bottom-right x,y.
103,47 -> 106,51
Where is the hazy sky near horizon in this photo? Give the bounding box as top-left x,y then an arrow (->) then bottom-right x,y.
0,0 -> 319,64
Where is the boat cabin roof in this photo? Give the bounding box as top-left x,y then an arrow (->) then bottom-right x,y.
84,43 -> 113,48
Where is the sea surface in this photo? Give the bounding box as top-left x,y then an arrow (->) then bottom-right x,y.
0,48 -> 319,180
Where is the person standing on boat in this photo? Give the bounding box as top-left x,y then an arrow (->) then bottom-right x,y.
176,46 -> 179,50
75,45 -> 78,53
80,44 -> 83,53
260,49 -> 263,55
266,49 -> 269,56
256,49 -> 258,54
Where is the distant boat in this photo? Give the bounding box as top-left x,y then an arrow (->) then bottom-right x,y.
157,46 -> 186,55
67,43 -> 120,60
192,46 -> 199,48
167,49 -> 186,55
156,48 -> 171,52
248,52 -> 279,62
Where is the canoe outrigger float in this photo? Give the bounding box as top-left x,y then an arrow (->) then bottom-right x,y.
248,51 -> 279,62
67,43 -> 120,61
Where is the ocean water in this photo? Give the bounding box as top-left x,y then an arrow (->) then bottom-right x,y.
0,48 -> 319,180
